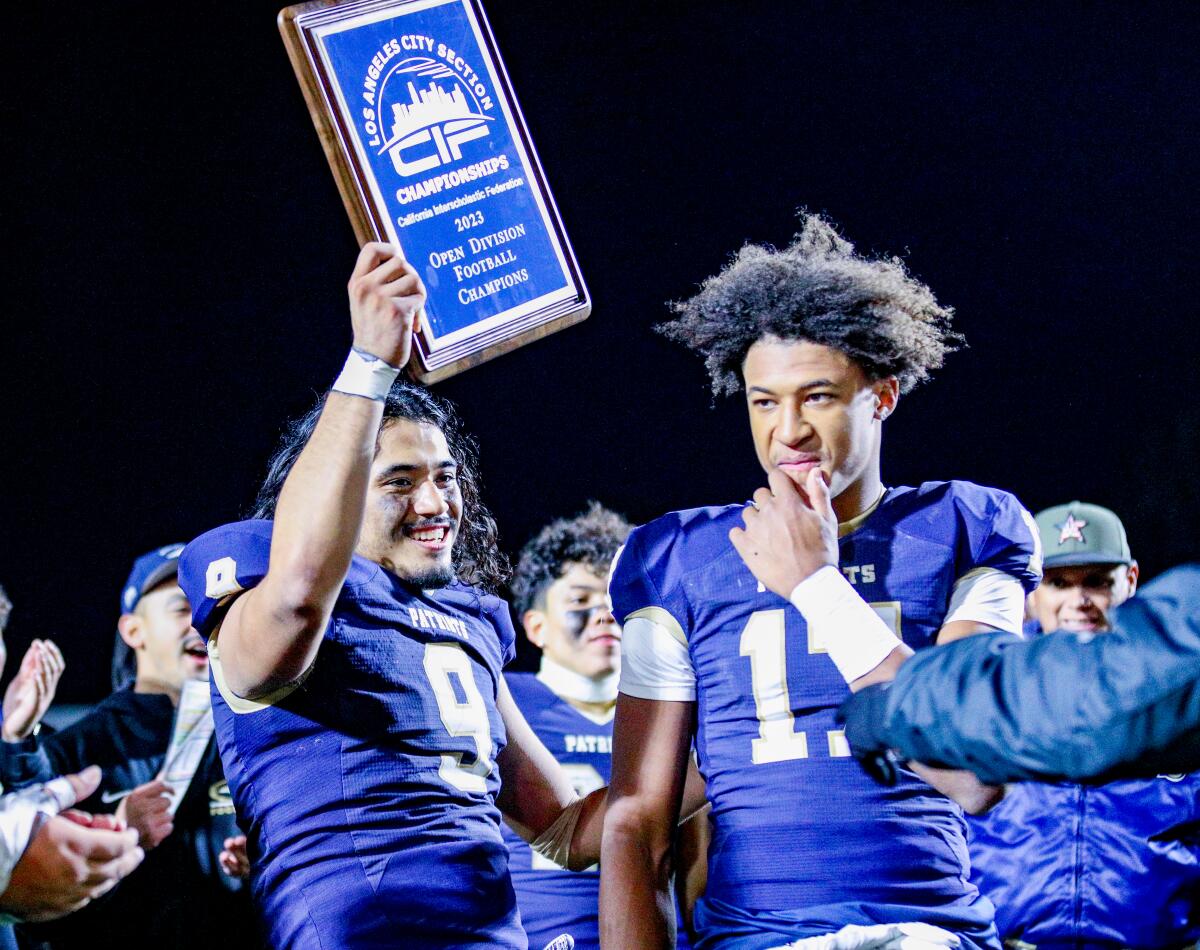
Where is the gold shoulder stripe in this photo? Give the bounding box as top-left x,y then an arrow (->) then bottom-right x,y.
626,606 -> 688,646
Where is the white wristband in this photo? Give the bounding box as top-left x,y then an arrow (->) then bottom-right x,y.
788,566 -> 902,683
331,348 -> 401,401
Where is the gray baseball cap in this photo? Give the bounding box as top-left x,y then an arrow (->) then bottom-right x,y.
1035,501 -> 1132,569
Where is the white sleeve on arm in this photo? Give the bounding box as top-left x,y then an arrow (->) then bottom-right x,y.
943,566 -> 1026,635
788,566 -> 903,683
0,777 -> 75,903
619,611 -> 696,701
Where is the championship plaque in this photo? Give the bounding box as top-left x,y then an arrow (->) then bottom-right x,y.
279,0 -> 590,383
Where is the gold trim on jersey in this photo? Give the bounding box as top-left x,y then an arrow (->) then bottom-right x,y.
563,704 -> 617,726
837,487 -> 888,538
625,606 -> 689,646
207,614 -> 315,715
827,729 -> 852,758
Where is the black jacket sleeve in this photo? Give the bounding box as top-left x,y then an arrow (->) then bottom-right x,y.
872,563 -> 1200,783
0,692 -> 171,810
0,726 -> 84,790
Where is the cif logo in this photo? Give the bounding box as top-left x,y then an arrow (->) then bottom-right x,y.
377,57 -> 492,177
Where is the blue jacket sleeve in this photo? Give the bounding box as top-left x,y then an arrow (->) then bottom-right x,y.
879,564 -> 1200,782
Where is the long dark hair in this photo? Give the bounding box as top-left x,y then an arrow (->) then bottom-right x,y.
251,383 -> 509,592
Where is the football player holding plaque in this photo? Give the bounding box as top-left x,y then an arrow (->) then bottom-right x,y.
280,0 -> 590,382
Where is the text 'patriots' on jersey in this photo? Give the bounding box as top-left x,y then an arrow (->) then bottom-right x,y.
502,673 -> 610,949
502,672 -> 693,950
609,481 -> 1040,946
178,519 -> 525,950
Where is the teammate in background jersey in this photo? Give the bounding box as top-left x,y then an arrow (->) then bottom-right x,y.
177,245 -> 612,949
601,214 -> 1041,950
504,505 -> 704,950
967,502 -> 1200,950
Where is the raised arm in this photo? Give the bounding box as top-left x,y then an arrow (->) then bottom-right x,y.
600,694 -> 694,949
217,244 -> 423,698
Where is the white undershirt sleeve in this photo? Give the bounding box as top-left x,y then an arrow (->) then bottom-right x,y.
943,567 -> 1026,636
0,776 -> 78,908
618,611 -> 696,702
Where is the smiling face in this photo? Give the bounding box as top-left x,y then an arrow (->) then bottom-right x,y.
742,337 -> 898,517
1029,562 -> 1139,633
357,418 -> 462,588
118,579 -> 207,693
523,563 -> 621,680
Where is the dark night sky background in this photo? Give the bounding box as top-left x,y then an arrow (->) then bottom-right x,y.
2,2 -> 1198,703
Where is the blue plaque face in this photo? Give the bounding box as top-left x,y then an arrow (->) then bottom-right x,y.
288,0 -> 589,379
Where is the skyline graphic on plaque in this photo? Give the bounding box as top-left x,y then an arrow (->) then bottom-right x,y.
378,57 -> 493,175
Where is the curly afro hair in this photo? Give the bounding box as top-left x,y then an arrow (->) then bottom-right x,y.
659,213 -> 962,395
510,503 -> 632,617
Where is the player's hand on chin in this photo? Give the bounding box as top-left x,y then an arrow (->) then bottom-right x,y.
729,467 -> 839,598
347,241 -> 426,369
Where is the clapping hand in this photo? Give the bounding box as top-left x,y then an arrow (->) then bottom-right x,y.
2,640 -> 65,742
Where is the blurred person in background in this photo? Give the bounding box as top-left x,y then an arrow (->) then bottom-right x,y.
0,584 -> 65,950
505,505 -> 706,950
966,503 -> 1200,950
0,582 -> 66,751
0,590 -> 142,942
0,546 -> 255,950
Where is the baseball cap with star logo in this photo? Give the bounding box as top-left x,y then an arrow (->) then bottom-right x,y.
1034,501 -> 1132,569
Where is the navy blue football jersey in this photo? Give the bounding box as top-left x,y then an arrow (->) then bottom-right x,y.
502,673 -> 611,950
180,520 -> 524,950
502,673 -> 694,950
609,481 -> 1041,950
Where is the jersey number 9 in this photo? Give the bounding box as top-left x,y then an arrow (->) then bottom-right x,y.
423,642 -> 495,793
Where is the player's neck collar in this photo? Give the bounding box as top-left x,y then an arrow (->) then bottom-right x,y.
537,656 -> 619,705
837,485 -> 889,539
